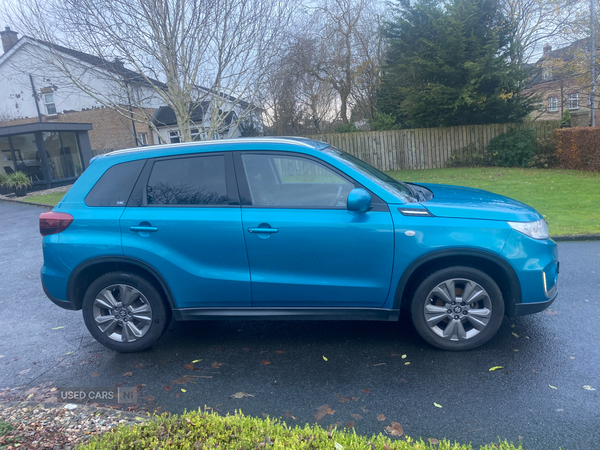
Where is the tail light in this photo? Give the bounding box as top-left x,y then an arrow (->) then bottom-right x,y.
39,212 -> 74,236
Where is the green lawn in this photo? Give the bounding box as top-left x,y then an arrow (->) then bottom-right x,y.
23,192 -> 66,206
390,167 -> 600,236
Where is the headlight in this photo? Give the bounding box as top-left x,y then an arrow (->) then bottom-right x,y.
508,219 -> 549,240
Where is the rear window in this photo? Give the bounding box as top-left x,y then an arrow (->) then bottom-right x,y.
146,155 -> 228,205
85,160 -> 145,207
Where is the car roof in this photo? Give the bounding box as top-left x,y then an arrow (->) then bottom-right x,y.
92,137 -> 332,163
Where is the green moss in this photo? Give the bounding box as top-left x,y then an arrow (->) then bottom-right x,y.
78,410 -> 524,450
390,167 -> 600,236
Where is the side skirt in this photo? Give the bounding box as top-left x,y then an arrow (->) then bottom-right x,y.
172,308 -> 400,322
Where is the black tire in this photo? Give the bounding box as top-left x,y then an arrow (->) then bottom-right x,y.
411,266 -> 504,351
82,272 -> 169,352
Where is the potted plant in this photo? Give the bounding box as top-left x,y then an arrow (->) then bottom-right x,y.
8,171 -> 32,197
0,173 -> 9,195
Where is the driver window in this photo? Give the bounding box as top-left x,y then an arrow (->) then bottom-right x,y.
241,154 -> 354,207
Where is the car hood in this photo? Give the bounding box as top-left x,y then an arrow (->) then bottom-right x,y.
418,183 -> 541,222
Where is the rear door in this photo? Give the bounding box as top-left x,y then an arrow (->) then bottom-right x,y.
120,152 -> 250,308
235,151 -> 395,308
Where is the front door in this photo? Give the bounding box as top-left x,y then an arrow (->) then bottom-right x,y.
236,152 -> 394,308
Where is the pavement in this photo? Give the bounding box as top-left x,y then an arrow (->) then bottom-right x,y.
1,200 -> 599,450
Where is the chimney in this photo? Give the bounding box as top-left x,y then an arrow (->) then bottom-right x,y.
1,26 -> 18,54
543,43 -> 552,56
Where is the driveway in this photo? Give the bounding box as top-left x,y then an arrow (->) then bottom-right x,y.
1,200 -> 599,450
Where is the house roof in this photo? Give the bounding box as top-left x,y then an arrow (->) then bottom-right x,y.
151,103 -> 239,129
527,39 -> 590,86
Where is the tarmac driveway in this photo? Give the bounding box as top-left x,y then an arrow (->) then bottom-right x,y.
1,200 -> 599,450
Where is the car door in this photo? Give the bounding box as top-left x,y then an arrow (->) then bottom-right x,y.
120,152 -> 251,308
235,151 -> 394,308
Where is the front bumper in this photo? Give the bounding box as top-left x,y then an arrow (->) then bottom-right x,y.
513,291 -> 557,316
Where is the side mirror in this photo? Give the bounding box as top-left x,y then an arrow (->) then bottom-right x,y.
347,188 -> 371,212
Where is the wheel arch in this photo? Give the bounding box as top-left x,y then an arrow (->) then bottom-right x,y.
394,249 -> 522,317
67,256 -> 175,311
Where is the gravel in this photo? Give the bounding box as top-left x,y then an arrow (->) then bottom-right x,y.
0,402 -> 148,449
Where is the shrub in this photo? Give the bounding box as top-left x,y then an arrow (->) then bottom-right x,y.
79,410 -> 526,450
553,127 -> 600,172
7,171 -> 32,187
334,123 -> 361,133
487,128 -> 537,167
446,143 -> 492,167
371,112 -> 400,131
560,109 -> 571,128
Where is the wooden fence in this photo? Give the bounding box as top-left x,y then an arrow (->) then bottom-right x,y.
307,121 -> 560,171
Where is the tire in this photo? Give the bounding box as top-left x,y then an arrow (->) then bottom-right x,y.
82,272 -> 169,352
411,266 -> 504,351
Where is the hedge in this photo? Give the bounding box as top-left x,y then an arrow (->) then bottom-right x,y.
553,127 -> 600,172
78,410 -> 527,450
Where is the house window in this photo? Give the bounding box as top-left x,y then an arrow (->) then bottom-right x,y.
44,93 -> 57,115
568,93 -> 579,110
548,97 -> 558,112
169,131 -> 180,144
542,67 -> 552,80
191,128 -> 209,141
537,101 -> 543,111
138,132 -> 148,146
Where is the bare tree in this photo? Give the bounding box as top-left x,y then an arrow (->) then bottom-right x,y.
4,0 -> 293,142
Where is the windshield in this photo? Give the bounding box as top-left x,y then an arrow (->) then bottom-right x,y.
322,147 -> 416,201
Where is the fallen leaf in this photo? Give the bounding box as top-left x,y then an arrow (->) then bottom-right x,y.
434,403 -> 442,408
377,414 -> 386,421
184,364 -> 195,370
373,363 -> 386,366
489,366 -> 504,371
229,392 -> 254,399
512,332 -> 519,338
17,368 -> 31,376
323,356 -> 328,361
335,394 -> 358,403
63,351 -> 74,355
145,395 -> 155,402
91,372 -> 99,377
284,412 -> 296,419
383,445 -> 391,450
363,389 -> 371,394
570,356 -> 575,360
192,359 -> 202,363
51,326 -> 65,330
390,353 -> 399,357
172,375 -> 195,384
211,361 -> 223,369
549,385 -> 557,389
135,363 -> 143,368
315,405 -> 336,421
276,350 -> 285,354
514,349 -> 519,352
174,393 -> 180,398
511,324 -> 515,328
261,360 -> 271,365
163,385 -> 171,392
401,354 -> 407,359
583,385 -> 596,391
346,421 -> 354,428
429,438 -> 440,445
350,413 -> 363,420
384,422 -> 404,437
181,389 -> 187,392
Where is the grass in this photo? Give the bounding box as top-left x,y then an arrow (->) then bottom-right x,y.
391,167 -> 600,237
23,192 -> 66,206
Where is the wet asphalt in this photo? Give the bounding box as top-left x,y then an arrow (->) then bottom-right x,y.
1,200 -> 599,450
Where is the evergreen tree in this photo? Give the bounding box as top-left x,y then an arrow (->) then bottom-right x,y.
378,0 -> 534,128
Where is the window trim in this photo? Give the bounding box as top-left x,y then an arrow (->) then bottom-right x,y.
548,97 -> 559,112
568,93 -> 579,110
130,152 -> 239,208
232,150 -> 388,211
43,93 -> 57,116
138,132 -> 148,146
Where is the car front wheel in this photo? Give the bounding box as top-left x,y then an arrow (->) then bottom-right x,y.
82,272 -> 169,352
411,266 -> 504,351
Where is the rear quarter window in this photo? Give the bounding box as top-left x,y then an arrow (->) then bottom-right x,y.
85,160 -> 145,207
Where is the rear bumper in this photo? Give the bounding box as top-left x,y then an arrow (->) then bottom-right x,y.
512,292 -> 557,316
42,278 -> 78,311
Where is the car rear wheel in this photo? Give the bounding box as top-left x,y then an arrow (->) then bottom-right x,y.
411,266 -> 504,351
82,272 -> 169,352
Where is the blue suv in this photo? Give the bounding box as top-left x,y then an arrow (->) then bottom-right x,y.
40,138 -> 558,352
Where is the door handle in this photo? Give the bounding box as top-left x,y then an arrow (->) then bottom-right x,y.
248,227 -> 278,234
130,226 -> 158,232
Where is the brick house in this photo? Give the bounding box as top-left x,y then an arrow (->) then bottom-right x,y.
526,40 -> 599,127
0,27 -> 251,171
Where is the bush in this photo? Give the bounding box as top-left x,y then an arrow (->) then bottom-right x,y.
560,110 -> 571,128
79,410 -> 526,450
553,127 -> 600,172
487,128 -> 537,167
371,112 -> 400,131
334,123 -> 361,133
7,171 -> 32,187
446,143 -> 492,167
